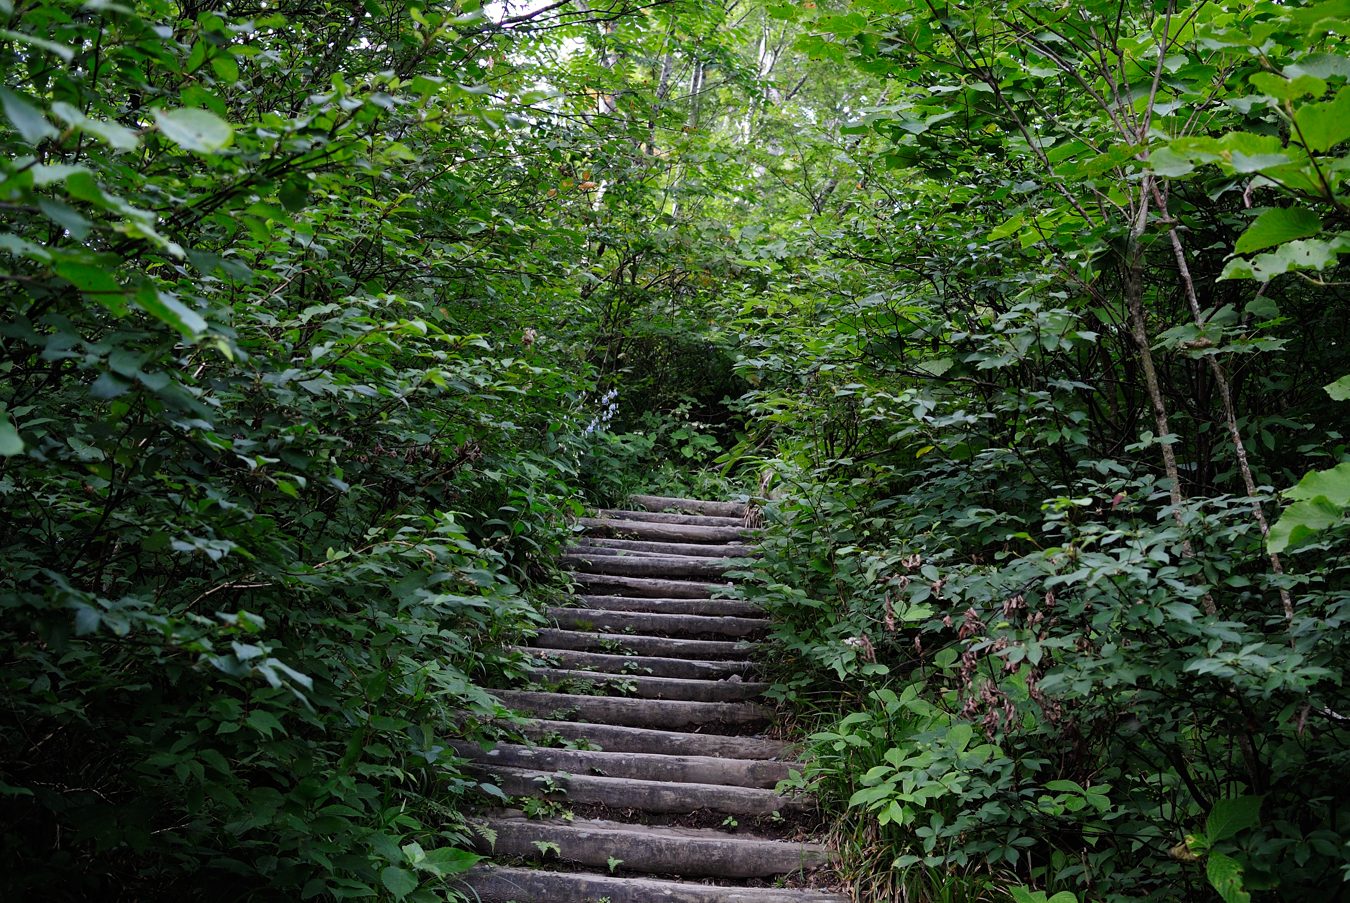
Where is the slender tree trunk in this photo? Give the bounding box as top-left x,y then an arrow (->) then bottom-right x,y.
687,59 -> 705,129
1126,175 -> 1215,614
1151,188 -> 1296,622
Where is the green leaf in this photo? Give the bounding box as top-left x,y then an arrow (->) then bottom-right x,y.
155,108 -> 234,153
1148,146 -> 1195,177
1234,207 -> 1321,254
989,213 -> 1024,240
1294,85 -> 1350,152
1205,795 -> 1261,843
1220,235 -> 1350,282
379,866 -> 417,900
415,846 -> 482,876
0,88 -> 57,144
39,198 -> 92,240
1218,132 -> 1289,173
244,710 -> 284,737
50,102 -> 139,151
1270,496 -> 1344,552
211,53 -> 240,82
1325,374 -> 1350,401
279,177 -> 310,212
1206,852 -> 1251,903
1249,71 -> 1326,100
0,28 -> 74,62
1285,461 -> 1350,506
134,287 -> 208,337
55,261 -> 121,297
0,410 -> 23,456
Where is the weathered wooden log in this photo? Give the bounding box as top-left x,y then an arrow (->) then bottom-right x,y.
457,865 -> 848,903
514,718 -> 791,759
575,536 -> 759,558
628,494 -> 749,518
513,646 -> 756,679
547,607 -> 769,639
579,517 -> 755,544
473,817 -> 830,878
471,765 -> 794,815
451,742 -> 792,788
575,594 -> 761,617
561,552 -> 737,580
599,508 -> 746,527
530,628 -> 754,659
569,571 -> 730,598
493,689 -> 770,730
526,666 -> 768,702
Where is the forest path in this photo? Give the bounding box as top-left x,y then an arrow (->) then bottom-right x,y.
458,494 -> 844,902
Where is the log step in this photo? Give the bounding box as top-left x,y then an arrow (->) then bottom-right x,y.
570,544 -> 754,562
458,864 -> 848,903
531,628 -> 754,659
477,816 -> 830,878
570,571 -> 731,599
562,552 -> 738,580
577,537 -> 758,558
548,607 -> 770,639
576,594 -> 761,617
598,508 -> 747,527
473,496 -> 837,898
515,720 -> 792,759
516,647 -> 756,679
628,494 -> 750,518
580,517 -> 756,544
494,689 -> 771,730
451,742 -> 793,788
526,667 -> 769,702
472,765 -> 796,815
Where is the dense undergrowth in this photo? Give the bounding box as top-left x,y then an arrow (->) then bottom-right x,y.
724,2 -> 1350,901
3,0 -> 1350,900
0,0 -> 745,898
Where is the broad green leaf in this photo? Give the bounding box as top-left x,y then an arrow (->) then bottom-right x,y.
1270,495 -> 1344,552
1206,852 -> 1251,903
244,710 -> 283,737
1234,207 -> 1321,254
211,53 -> 240,82
1148,146 -> 1195,177
415,846 -> 482,876
0,410 -> 22,455
1286,53 -> 1350,80
134,287 -> 208,337
50,102 -> 139,151
0,27 -> 74,62
989,213 -> 1024,240
1218,132 -> 1289,172
1249,71 -> 1325,100
947,722 -> 973,750
55,261 -> 120,297
1285,461 -> 1350,506
1220,235 -> 1350,282
154,108 -> 234,153
1325,374 -> 1350,401
1294,86 -> 1350,152
379,866 -> 417,900
0,88 -> 57,144
1204,795 -> 1262,843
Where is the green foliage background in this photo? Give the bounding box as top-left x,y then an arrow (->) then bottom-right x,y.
2,0 -> 1350,900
